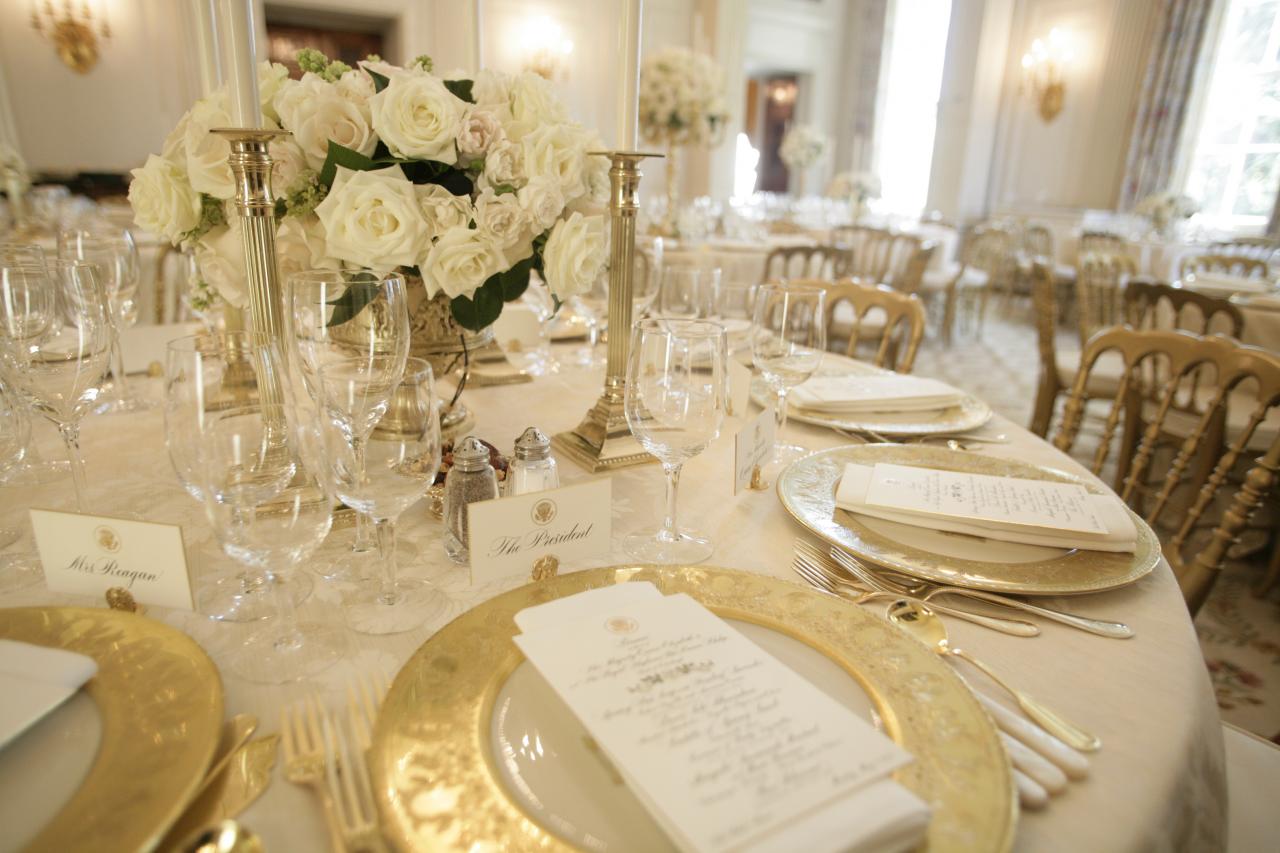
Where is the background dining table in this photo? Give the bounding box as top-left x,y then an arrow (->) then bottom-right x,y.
0,342 -> 1225,852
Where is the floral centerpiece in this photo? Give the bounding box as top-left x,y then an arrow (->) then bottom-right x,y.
1,143 -> 31,226
778,124 -> 828,196
827,170 -> 881,221
129,50 -> 609,335
1134,191 -> 1198,238
638,46 -> 728,233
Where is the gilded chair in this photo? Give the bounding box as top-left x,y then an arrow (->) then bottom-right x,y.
1123,279 -> 1244,337
881,235 -> 936,295
1078,230 -> 1127,258
1022,222 -> 1054,260
832,225 -> 896,282
942,223 -> 1015,343
1075,252 -> 1136,346
1177,253 -> 1271,280
807,278 -> 926,372
1209,237 -> 1279,272
1050,327 -> 1280,614
761,244 -> 851,282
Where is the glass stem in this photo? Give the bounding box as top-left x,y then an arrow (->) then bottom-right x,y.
108,316 -> 131,400
55,420 -> 87,511
270,564 -> 304,651
352,508 -> 375,553
374,516 -> 399,605
661,463 -> 683,543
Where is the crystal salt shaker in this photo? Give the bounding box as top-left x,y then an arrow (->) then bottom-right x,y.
506,427 -> 559,497
443,436 -> 499,564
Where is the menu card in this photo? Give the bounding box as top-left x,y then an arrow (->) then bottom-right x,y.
514,586 -> 927,853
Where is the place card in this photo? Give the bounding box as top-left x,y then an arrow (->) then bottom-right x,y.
733,406 -> 775,494
30,509 -> 194,610
467,479 -> 612,583
514,591 -> 915,853
728,357 -> 752,418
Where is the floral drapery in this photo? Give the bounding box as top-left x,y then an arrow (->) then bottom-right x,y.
1118,0 -> 1214,210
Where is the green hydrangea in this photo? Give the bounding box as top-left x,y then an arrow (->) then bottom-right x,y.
282,173 -> 328,219
295,48 -> 352,83
178,194 -> 226,246
413,54 -> 434,72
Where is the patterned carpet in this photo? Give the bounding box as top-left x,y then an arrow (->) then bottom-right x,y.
913,301 -> 1280,742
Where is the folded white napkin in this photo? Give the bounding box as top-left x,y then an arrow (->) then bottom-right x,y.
791,375 -> 965,414
835,464 -> 1138,553
738,779 -> 929,853
0,640 -> 98,750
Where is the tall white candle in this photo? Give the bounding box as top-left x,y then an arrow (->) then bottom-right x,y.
616,0 -> 642,151
217,0 -> 261,128
193,0 -> 222,97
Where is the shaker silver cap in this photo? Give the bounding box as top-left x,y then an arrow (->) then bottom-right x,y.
453,435 -> 492,472
514,426 -> 552,461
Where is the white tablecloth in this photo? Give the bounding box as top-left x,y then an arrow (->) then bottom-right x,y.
663,235 -> 818,285
0,350 -> 1225,852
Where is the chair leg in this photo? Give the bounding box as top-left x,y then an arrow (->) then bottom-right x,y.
942,287 -> 956,346
1030,377 -> 1057,438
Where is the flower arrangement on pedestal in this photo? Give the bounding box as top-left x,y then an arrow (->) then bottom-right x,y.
638,47 -> 728,233
1,143 -> 31,226
827,170 -> 882,222
129,50 -> 609,333
1134,191 -> 1198,238
778,124 -> 828,197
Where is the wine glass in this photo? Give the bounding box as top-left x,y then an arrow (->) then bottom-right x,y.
0,259 -> 112,510
659,265 -> 720,319
568,268 -> 610,368
287,269 -> 409,581
57,226 -> 149,414
0,382 -> 42,592
751,282 -> 826,466
318,357 -> 443,634
165,332 -> 314,621
623,318 -> 728,563
190,335 -> 344,683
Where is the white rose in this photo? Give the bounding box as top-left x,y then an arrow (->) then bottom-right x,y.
521,123 -> 587,201
507,72 -> 568,139
128,154 -> 202,243
477,138 -> 525,191
270,137 -> 309,196
516,175 -> 564,233
420,226 -> 507,299
474,188 -> 529,251
272,74 -> 318,132
581,132 -> 610,203
370,72 -> 465,163
542,212 -> 606,300
258,61 -> 290,122
335,68 -> 375,105
293,90 -> 378,171
456,108 -> 503,163
416,183 -> 474,236
161,107 -> 191,170
183,94 -> 235,199
195,224 -> 247,308
276,215 -> 339,279
314,165 -> 432,272
472,69 -> 514,115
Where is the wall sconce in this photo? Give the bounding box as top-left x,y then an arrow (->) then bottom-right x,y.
1021,27 -> 1073,122
521,16 -> 573,81
30,0 -> 111,74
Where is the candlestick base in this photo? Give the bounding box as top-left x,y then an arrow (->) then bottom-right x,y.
552,385 -> 655,472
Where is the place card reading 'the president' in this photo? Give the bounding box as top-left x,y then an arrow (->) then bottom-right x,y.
30,509 -> 194,610
467,479 -> 612,583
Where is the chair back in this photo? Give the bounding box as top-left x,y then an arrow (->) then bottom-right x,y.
964,224 -> 1016,282
1079,230 -> 1127,258
833,225 -> 896,281
1178,253 -> 1271,280
1209,237 -> 1279,270
879,234 -> 936,294
761,244 -> 850,282
1075,252 -> 1135,345
1022,222 -> 1054,260
805,277 -> 926,372
1123,279 -> 1245,337
1030,261 -> 1060,385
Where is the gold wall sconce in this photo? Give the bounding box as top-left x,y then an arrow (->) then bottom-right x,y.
30,0 -> 112,74
521,16 -> 573,80
1021,27 -> 1073,122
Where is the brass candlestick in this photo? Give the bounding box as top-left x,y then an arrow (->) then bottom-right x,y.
553,150 -> 661,472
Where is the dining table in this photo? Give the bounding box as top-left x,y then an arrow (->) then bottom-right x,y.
0,342 -> 1226,852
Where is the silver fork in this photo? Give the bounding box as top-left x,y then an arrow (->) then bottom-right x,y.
281,697 -> 346,853
322,707 -> 386,853
822,543 -> 1134,639
792,549 -> 1040,636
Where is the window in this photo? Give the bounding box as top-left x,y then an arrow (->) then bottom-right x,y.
1184,0 -> 1280,232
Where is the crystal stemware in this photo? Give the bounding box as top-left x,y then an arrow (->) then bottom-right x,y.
0,259 -> 112,510
623,318 -> 728,563
319,357 -> 443,634
752,282 -> 826,466
0,381 -> 43,592
164,332 -> 313,622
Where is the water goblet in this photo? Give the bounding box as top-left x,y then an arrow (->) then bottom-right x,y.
751,282 -> 826,466
659,265 -> 721,319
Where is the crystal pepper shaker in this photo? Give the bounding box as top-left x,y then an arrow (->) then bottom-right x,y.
443,436 -> 499,564
506,427 -> 559,496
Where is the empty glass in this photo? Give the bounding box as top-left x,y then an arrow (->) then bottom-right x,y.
624,318 -> 728,563
659,265 -> 721,319
318,357 -> 443,634
752,282 -> 826,465
0,381 -> 41,591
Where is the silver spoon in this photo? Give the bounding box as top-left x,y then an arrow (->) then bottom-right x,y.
887,599 -> 1101,752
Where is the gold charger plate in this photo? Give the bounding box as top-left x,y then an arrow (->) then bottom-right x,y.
778,444 -> 1160,595
0,607 -> 224,852
370,565 -> 1016,852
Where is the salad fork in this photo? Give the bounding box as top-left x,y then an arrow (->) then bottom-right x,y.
281,697 -> 345,852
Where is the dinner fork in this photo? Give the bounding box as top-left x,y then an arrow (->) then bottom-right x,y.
792,550 -> 1040,636
821,543 -> 1134,639
282,697 -> 345,853
323,707 -> 386,853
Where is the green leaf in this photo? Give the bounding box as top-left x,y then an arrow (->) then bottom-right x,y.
325,275 -> 381,327
498,255 -> 535,302
318,141 -> 379,189
444,79 -> 475,104
366,68 -> 390,92
450,277 -> 505,331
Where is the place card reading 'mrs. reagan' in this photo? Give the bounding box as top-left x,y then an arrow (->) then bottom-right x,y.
30,509 -> 194,610
467,479 -> 611,583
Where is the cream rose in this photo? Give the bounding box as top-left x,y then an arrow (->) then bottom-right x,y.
507,71 -> 568,139
335,68 -> 375,105
472,69 -> 514,122
473,188 -> 529,251
516,175 -> 565,233
257,62 -> 290,122
370,72 -> 465,163
276,215 -> 339,279
314,165 -> 432,272
521,123 -> 587,201
182,94 -> 235,199
420,226 -> 507,299
456,108 -> 503,163
477,138 -> 525,192
194,224 -> 248,308
292,91 -> 378,171
542,212 -> 606,299
270,137 -> 309,196
128,155 -> 202,243
417,184 -> 474,236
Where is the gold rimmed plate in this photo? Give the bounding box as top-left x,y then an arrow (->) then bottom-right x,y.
778,444 -> 1160,595
0,607 -> 224,852
370,565 -> 1016,852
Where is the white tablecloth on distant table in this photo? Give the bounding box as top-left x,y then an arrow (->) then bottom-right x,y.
663,234 -> 817,285
0,347 -> 1225,852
